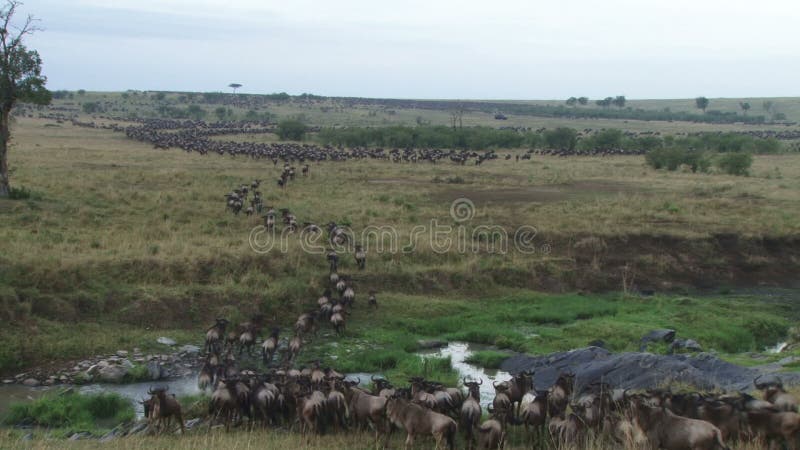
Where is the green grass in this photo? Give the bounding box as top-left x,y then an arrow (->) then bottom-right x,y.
465,350 -> 511,369
3,392 -> 133,435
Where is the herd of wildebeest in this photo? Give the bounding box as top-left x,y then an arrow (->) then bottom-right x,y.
35,114 -> 797,447
131,175 -> 800,450
53,115 -> 800,161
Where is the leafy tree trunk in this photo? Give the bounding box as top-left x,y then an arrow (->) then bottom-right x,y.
0,108 -> 10,197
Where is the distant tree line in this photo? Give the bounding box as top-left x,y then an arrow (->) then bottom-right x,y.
316,125 -> 785,154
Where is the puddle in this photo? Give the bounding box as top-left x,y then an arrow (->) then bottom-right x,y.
418,342 -> 511,408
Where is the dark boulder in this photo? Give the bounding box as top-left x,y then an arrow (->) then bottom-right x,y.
500,347 -> 800,393
639,329 -> 676,351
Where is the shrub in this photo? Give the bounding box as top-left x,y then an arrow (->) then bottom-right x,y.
716,152 -> 753,176
7,186 -> 42,200
277,119 -> 307,140
646,148 -> 709,172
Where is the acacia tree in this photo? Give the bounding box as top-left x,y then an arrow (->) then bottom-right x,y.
0,1 -> 50,197
228,83 -> 242,94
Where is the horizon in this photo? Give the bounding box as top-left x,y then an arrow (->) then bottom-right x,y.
47,89 -> 798,102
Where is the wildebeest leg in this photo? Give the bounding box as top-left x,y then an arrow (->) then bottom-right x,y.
404,432 -> 414,450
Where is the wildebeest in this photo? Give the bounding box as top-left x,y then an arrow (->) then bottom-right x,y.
386,395 -> 457,450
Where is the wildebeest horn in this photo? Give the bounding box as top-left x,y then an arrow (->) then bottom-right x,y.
477,378 -> 483,385
493,381 -> 500,388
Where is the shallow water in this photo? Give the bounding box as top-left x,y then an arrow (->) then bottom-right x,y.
417,341 -> 511,408
766,341 -> 788,354
0,341 -> 512,418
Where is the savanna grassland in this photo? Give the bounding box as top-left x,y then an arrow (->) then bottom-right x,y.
1,114 -> 798,372
1,93 -> 800,448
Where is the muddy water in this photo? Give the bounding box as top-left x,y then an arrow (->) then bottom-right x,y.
418,342 -> 511,408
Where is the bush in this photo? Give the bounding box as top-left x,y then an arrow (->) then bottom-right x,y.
277,119 -> 307,140
716,152 -> 753,176
645,148 -> 709,172
4,392 -> 134,431
464,350 -> 510,369
7,186 -> 43,200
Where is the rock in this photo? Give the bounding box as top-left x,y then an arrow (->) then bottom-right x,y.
120,359 -> 134,369
96,364 -> 129,383
185,418 -> 202,429
417,339 -> 447,350
669,338 -> 703,354
157,337 -> 176,346
639,329 -> 676,351
2,379 -> 14,384
116,350 -> 129,357
779,356 -> 800,366
146,361 -> 164,380
500,347 -> 800,393
99,427 -> 123,443
20,433 -> 33,441
69,432 -> 90,441
179,344 -> 200,355
22,378 -> 40,387
127,421 -> 149,436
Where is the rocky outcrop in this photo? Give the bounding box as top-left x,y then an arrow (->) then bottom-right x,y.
501,347 -> 800,393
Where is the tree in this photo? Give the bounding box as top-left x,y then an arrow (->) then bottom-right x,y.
229,83 -> 242,94
0,1 -> 50,197
596,97 -> 613,109
82,101 -> 101,114
612,95 -> 626,109
276,118 -> 307,140
565,97 -> 577,107
739,101 -> 750,115
695,96 -> 709,113
449,106 -> 464,130
577,96 -> 588,106
543,127 -> 577,150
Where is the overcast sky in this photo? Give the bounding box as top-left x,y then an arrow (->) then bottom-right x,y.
19,0 -> 800,99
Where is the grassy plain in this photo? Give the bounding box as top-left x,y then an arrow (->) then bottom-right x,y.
0,117 -> 799,373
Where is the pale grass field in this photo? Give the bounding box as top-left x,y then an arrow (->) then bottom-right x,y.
2,117 -> 799,272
